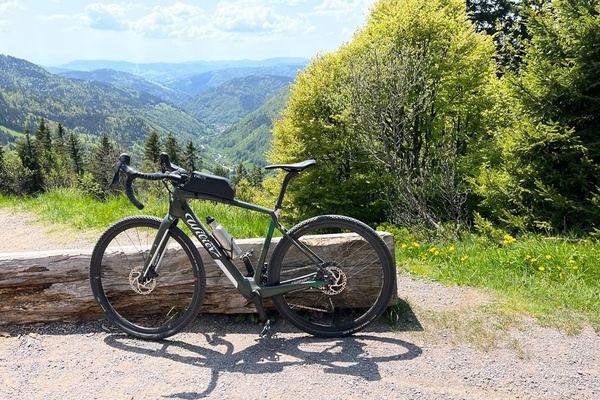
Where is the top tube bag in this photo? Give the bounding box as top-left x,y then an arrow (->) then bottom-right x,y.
182,171 -> 236,200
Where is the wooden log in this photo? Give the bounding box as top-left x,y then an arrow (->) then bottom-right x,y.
0,233 -> 396,325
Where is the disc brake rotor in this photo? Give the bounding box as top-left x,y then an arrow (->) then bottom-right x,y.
128,265 -> 157,295
320,264 -> 347,296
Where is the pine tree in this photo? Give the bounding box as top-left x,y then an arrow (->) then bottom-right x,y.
231,163 -> 248,185
213,165 -> 229,177
68,131 -> 84,175
248,166 -> 264,187
85,134 -> 119,199
164,133 -> 182,165
182,141 -> 201,172
143,130 -> 161,168
15,127 -> 44,193
35,118 -> 53,178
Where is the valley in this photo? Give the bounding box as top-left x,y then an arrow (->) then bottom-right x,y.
0,54 -> 308,169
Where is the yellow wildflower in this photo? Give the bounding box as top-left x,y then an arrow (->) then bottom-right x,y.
412,242 -> 420,248
460,255 -> 469,262
502,234 -> 516,245
449,245 -> 455,252
530,258 -> 538,263
572,265 -> 578,270
401,243 -> 408,250
545,255 -> 552,260
538,266 -> 545,271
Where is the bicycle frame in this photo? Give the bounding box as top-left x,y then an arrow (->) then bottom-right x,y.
140,185 -> 328,302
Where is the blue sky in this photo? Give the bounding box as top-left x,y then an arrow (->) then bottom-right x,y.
0,0 -> 377,66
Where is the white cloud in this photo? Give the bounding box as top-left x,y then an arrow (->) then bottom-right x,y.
212,1 -> 298,34
313,0 -> 373,16
84,3 -> 133,31
0,1 -> 24,14
70,1 -> 311,39
131,2 -> 211,38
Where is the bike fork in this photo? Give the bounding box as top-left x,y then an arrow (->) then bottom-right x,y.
140,216 -> 177,282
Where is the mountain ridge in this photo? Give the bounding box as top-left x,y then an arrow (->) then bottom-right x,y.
0,54 -> 208,146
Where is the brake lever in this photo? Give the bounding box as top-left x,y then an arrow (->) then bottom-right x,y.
112,153 -> 132,185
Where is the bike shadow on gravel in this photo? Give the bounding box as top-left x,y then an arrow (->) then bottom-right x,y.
102,300 -> 423,399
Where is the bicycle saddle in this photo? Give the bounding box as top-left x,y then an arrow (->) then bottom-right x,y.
265,159 -> 316,172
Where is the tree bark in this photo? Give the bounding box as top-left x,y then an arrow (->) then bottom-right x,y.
0,233 -> 395,325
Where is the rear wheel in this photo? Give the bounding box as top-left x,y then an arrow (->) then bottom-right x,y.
90,216 -> 205,339
268,215 -> 396,337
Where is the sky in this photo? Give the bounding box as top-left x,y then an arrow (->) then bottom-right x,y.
0,0 -> 378,66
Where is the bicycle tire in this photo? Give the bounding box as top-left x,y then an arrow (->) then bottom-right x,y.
268,215 -> 396,337
90,216 -> 206,340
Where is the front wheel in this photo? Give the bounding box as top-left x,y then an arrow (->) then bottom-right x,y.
90,216 -> 206,340
268,215 -> 396,337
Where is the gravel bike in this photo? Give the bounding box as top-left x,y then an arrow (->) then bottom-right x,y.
90,153 -> 396,340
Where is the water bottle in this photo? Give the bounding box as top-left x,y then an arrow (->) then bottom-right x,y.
206,216 -> 242,259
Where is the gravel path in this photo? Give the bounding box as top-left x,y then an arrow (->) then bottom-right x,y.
0,210 -> 599,399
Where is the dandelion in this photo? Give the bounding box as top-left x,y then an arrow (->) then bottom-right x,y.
449,245 -> 455,252
572,265 -> 578,270
412,242 -> 420,248
538,266 -> 545,271
401,243 -> 408,250
545,254 -> 552,260
569,259 -> 576,264
530,258 -> 538,263
460,255 -> 469,262
429,247 -> 437,253
502,234 -> 516,245
434,250 -> 440,256
525,255 -> 532,261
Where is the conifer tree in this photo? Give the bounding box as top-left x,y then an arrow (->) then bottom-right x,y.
164,132 -> 181,165
143,129 -> 161,168
85,134 -> 119,198
15,127 -> 44,193
182,141 -> 201,172
68,131 -> 84,175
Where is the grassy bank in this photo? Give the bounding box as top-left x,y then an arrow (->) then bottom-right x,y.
386,226 -> 600,334
0,188 -> 272,239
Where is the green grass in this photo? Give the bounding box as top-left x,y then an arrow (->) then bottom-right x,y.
0,187 -> 274,239
390,229 -> 600,334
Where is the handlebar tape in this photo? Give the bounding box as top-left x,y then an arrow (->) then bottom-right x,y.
124,171 -> 175,210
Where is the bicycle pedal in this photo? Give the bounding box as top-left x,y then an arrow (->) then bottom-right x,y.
259,319 -> 271,338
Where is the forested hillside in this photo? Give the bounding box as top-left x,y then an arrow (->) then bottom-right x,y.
0,55 -> 208,146
167,64 -> 306,95
58,69 -> 189,106
181,75 -> 292,127
205,87 -> 290,166
0,55 -> 301,168
49,57 -> 308,83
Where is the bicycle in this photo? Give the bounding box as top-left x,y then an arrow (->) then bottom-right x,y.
90,153 -> 396,340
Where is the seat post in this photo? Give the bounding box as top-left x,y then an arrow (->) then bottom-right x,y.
274,170 -> 299,211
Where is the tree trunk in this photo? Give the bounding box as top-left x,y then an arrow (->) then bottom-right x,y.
0,233 -> 396,325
